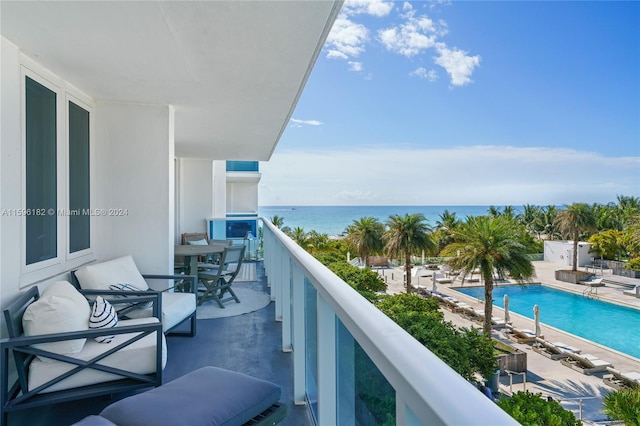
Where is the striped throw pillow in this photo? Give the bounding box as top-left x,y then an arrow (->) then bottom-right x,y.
108,283 -> 153,309
89,296 -> 118,343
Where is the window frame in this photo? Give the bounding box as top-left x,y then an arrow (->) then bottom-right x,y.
20,64 -> 95,284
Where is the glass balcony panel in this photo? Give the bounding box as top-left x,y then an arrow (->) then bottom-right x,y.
337,320 -> 395,425
305,277 -> 318,423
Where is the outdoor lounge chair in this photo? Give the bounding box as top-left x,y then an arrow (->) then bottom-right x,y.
434,273 -> 452,284
533,337 -> 581,360
1,282 -> 165,426
197,245 -> 245,307
560,352 -> 613,375
603,367 -> 640,390
73,256 -> 197,337
506,325 -> 541,344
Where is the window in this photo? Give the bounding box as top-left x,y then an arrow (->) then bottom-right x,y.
68,100 -> 90,253
22,69 -> 93,276
25,76 -> 57,265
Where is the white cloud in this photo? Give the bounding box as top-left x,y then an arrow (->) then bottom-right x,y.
348,61 -> 363,71
259,146 -> 640,206
290,118 -> 324,127
325,17 -> 369,59
434,45 -> 481,86
342,0 -> 394,17
410,67 -> 438,82
378,16 -> 439,57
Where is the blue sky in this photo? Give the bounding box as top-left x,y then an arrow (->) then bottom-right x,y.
259,0 -> 640,206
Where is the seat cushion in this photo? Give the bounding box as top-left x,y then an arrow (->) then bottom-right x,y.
75,256 -> 149,291
100,366 -> 281,426
28,317 -> 166,393
125,292 -> 195,332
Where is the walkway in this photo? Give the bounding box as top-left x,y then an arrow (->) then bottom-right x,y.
379,261 -> 640,425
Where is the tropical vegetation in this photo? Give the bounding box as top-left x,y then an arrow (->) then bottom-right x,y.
497,391 -> 583,426
602,387 -> 640,426
441,215 -> 536,335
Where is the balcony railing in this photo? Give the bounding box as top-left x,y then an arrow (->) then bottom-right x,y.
261,219 -> 518,425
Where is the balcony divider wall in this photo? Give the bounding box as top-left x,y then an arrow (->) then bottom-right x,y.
261,219 -> 517,425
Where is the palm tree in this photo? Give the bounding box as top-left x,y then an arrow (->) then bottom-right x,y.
286,227 -> 308,248
442,216 -> 535,335
383,213 -> 434,292
518,204 -> 540,237
434,210 -> 460,251
270,215 -> 285,229
555,203 -> 597,272
345,217 -> 384,267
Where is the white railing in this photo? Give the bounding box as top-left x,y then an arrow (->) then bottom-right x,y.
261,219 -> 517,425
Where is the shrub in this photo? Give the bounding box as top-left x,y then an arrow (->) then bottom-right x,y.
602,387 -> 640,426
497,391 -> 582,426
625,257 -> 640,272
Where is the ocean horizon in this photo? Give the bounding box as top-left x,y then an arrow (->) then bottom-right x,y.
258,205 -> 511,236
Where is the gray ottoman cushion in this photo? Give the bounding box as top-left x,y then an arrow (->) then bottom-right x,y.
99,366 -> 281,426
71,415 -> 117,426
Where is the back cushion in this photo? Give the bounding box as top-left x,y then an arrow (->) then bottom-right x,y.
22,281 -> 91,361
75,256 -> 149,291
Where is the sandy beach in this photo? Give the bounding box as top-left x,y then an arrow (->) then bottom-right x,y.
375,260 -> 640,424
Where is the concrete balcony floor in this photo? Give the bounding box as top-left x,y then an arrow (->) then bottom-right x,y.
8,262 -> 313,426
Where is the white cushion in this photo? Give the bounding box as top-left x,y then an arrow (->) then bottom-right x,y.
89,296 -> 118,343
75,256 -> 149,291
187,239 -> 208,245
28,317 -> 167,393
126,292 -> 196,332
22,281 -> 91,361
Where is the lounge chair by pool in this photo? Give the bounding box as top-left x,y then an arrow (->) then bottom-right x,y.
506,325 -> 541,344
560,353 -> 613,375
603,367 -> 640,390
533,338 -> 581,360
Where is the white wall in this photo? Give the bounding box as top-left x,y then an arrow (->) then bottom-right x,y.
1,38 -> 22,304
226,181 -> 258,213
93,103 -> 174,275
177,158 -> 213,236
544,241 -> 593,267
212,160 -> 227,219
1,36 -> 178,332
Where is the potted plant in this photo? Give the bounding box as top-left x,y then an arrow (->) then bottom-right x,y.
494,339 -> 527,374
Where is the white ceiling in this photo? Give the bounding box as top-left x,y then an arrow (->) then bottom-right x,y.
1,1 -> 341,160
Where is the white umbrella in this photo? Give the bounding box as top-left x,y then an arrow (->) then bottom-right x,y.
421,250 -> 425,266
504,294 -> 511,324
432,271 -> 437,293
534,304 -> 541,337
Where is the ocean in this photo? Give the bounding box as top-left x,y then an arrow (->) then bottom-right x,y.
258,205 -> 503,236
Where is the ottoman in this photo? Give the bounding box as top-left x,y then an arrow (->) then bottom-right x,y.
73,367 -> 286,426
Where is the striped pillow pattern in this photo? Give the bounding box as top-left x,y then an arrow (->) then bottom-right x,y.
89,296 -> 118,343
108,283 -> 153,309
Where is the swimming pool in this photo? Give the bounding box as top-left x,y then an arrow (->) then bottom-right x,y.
454,285 -> 640,359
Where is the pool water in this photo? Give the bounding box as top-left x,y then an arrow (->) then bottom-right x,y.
454,285 -> 640,359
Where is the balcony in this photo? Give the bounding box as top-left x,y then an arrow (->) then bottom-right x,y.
7,219 -> 515,425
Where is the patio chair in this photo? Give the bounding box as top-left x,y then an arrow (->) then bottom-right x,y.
560,352 -> 613,375
533,337 -> 581,360
1,282 -> 165,426
603,367 -> 640,390
181,232 -> 232,271
506,325 -> 541,344
73,256 -> 197,337
197,245 -> 245,307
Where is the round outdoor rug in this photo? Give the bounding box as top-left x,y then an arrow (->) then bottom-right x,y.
196,286 -> 271,319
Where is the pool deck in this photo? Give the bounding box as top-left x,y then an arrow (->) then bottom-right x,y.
380,261 -> 640,425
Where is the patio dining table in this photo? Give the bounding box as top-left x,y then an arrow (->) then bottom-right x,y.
174,244 -> 226,277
